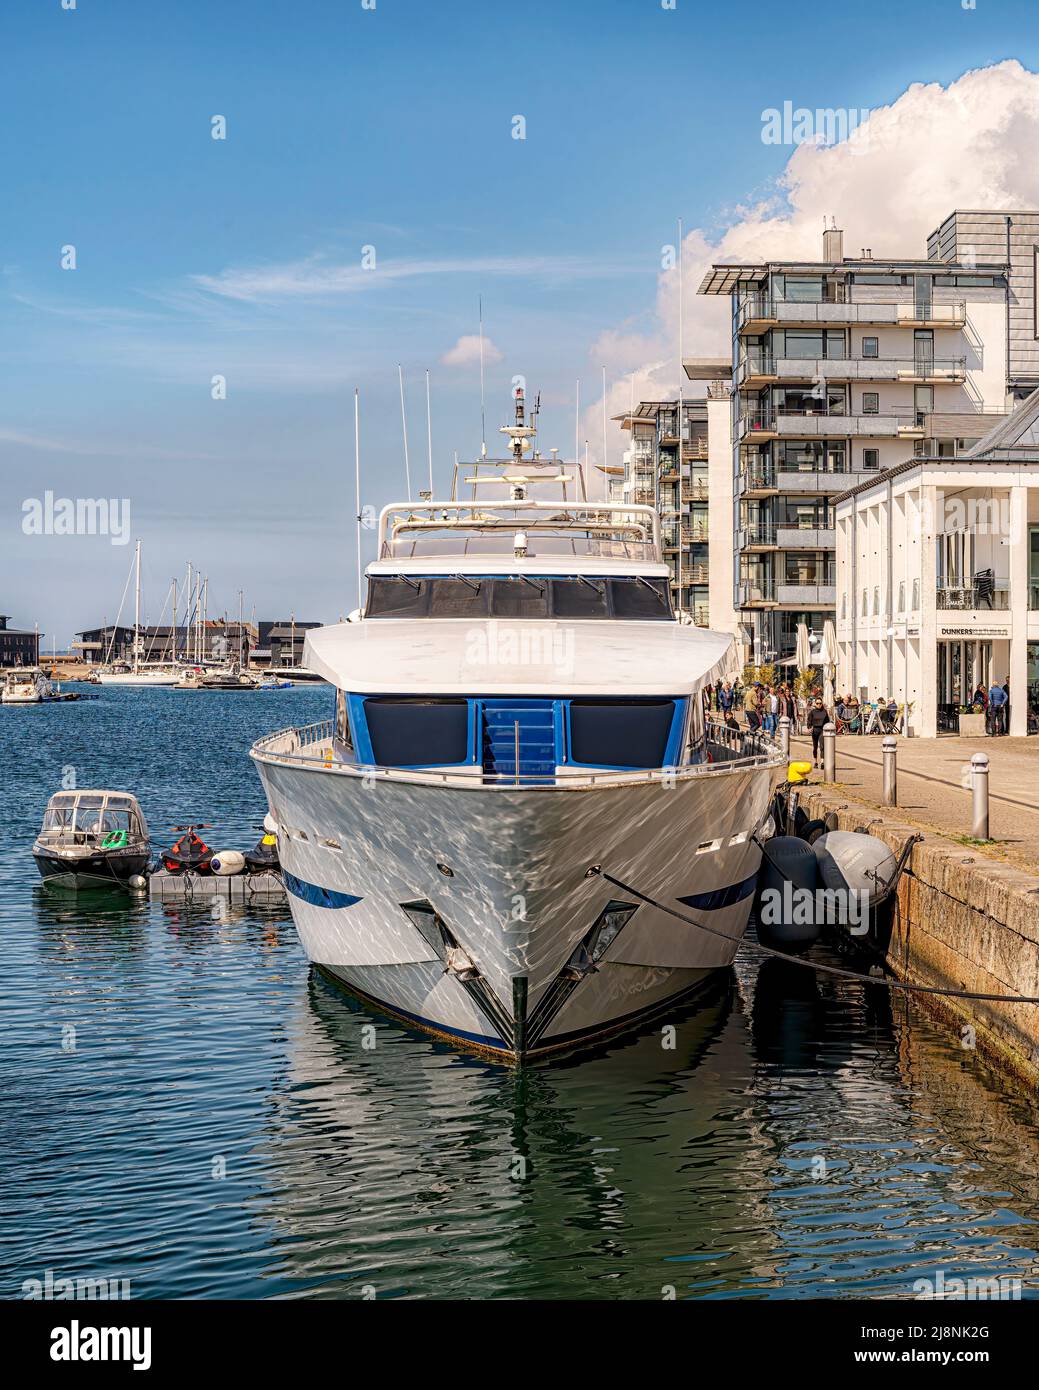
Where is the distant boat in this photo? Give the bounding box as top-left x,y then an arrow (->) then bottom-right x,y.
2,667 -> 50,704
200,662 -> 257,691
258,675 -> 294,690
33,790 -> 150,891
264,665 -> 324,684
96,540 -> 182,687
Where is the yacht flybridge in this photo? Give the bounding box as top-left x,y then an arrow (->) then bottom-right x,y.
252,388 -> 785,1059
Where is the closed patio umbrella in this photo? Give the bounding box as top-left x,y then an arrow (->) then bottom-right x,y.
821,618 -> 837,711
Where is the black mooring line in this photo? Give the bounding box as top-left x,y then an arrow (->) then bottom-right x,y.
584,865 -> 1039,1007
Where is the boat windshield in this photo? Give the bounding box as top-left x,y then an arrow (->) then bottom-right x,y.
366,575 -> 673,620
40,798 -> 140,839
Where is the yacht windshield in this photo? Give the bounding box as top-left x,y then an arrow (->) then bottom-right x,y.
365,575 -> 672,620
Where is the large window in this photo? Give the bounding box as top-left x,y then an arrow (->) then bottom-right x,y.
364,698 -> 469,766
568,699 -> 677,769
365,575 -> 673,620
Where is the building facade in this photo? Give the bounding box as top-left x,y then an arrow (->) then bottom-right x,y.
0,615 -> 40,667
835,389 -> 1039,737
618,399 -> 711,623
697,211 -> 1039,664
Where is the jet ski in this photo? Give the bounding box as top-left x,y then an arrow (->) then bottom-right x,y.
162,825 -> 214,874
244,829 -> 280,872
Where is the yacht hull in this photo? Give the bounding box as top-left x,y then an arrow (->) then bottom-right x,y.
33,849 -> 149,891
256,750 -> 778,1059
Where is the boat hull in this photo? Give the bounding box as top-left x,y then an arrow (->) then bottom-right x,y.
33,849 -> 150,891
255,748 -> 778,1059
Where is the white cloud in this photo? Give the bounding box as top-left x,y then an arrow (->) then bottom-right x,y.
440,333 -> 504,367
587,59 -> 1039,462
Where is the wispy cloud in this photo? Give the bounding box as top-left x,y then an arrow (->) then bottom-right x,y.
190,252 -> 638,303
0,429 -> 219,461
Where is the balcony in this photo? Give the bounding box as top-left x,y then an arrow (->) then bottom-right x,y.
738,463 -> 778,496
775,525 -> 836,549
738,580 -> 777,606
736,355 -> 967,388
775,466 -> 878,494
682,478 -> 709,503
737,408 -> 920,441
740,522 -> 777,549
776,583 -> 837,606
685,563 -> 710,584
937,581 -> 1010,611
683,438 -> 709,460
737,296 -> 967,334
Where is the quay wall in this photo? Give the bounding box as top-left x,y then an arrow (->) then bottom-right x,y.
797,786 -> 1039,1092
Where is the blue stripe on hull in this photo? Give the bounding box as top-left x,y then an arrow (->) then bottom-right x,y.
677,872 -> 758,912
283,871 -> 362,910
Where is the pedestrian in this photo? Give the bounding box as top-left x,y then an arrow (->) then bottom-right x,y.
1003,679 -> 1010,733
718,681 -> 734,717
988,680 -> 1007,736
806,695 -> 830,768
743,682 -> 761,732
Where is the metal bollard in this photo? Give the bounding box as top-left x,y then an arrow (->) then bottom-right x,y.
822,721 -> 836,783
882,735 -> 897,806
778,715 -> 790,757
971,751 -> 990,840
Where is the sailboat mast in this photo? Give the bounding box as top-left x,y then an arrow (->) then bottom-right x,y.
354,387 -> 362,613
133,539 -> 141,674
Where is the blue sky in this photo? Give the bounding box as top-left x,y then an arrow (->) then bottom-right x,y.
2,0 -> 1038,644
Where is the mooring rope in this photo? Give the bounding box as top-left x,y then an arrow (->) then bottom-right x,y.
584,865 -> 1039,1006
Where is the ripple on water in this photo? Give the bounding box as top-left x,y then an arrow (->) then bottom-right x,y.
2,687 -> 1039,1298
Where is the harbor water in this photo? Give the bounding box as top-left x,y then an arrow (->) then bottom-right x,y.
2,687 -> 1039,1299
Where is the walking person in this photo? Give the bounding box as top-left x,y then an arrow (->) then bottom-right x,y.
806,695 -> 830,768
988,680 -> 1007,736
744,682 -> 762,732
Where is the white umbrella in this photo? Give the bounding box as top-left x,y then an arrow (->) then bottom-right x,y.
821,618 -> 837,711
795,621 -> 811,673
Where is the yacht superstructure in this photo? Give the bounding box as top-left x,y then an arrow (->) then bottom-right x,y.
252,389 -> 784,1059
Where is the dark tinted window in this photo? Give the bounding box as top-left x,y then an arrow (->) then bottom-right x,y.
366,577 -> 428,617
569,699 -> 675,768
491,577 -> 548,617
428,577 -> 490,618
551,578 -> 608,618
609,578 -> 672,619
365,698 -> 468,765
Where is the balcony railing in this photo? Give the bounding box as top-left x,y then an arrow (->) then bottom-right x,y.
775,524 -> 836,549
739,464 -> 778,492
937,582 -> 1010,611
776,582 -> 837,606
738,580 -> 776,604
736,354 -> 968,386
741,522 -> 777,546
737,296 -> 967,333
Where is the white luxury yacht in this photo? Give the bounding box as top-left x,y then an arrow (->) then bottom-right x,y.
252,389 -> 784,1059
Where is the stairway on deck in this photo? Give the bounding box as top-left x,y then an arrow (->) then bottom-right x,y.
481,699 -> 556,781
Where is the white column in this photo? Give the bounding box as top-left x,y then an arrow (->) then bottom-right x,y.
1009,486 -> 1029,736
920,483 -> 939,737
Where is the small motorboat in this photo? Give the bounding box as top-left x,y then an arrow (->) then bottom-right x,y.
257,676 -> 293,690
33,791 -> 151,890
161,825 -> 214,874
200,662 -> 257,691
2,667 -> 50,704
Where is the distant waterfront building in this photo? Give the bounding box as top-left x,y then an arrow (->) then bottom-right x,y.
74,619 -> 258,665
698,210 -> 1039,664
835,387 -> 1039,737
258,620 -> 322,667
0,615 -> 40,668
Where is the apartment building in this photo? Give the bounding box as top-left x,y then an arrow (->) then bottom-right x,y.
697,212 -> 1038,664
835,387 -> 1039,736
617,398 -> 712,623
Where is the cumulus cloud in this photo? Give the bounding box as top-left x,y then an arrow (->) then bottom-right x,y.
587,59 -> 1039,463
440,333 -> 504,368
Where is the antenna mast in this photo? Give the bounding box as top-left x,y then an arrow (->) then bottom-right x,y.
397,364 -> 412,501
478,295 -> 487,457
354,387 -> 362,613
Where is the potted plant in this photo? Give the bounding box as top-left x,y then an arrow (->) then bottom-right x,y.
957,704 -> 987,737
